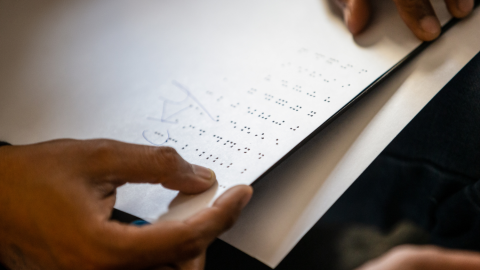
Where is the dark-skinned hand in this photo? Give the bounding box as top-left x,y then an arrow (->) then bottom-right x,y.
0,139 -> 253,270
357,245 -> 480,270
334,0 -> 474,40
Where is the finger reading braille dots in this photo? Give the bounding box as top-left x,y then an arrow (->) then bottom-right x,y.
144,49 -> 366,179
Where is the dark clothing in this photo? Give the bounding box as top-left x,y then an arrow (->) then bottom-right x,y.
322,50 -> 480,249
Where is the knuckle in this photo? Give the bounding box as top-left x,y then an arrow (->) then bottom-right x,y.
215,208 -> 237,230
153,146 -> 182,168
89,139 -> 117,160
178,226 -> 205,259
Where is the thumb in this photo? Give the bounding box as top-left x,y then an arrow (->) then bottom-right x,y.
336,0 -> 371,35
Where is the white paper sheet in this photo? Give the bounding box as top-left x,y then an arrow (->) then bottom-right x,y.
0,0 -> 464,267
220,6 -> 480,267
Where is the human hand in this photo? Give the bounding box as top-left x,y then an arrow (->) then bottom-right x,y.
0,139 -> 253,270
356,245 -> 480,270
334,0 -> 474,40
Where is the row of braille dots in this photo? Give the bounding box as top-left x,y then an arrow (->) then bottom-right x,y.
230,121 -> 267,139
328,58 -> 340,63
282,80 -> 288,87
248,108 -> 272,121
305,51 -> 368,78
275,99 -> 287,106
309,71 -> 320,78
239,147 -> 250,154
324,97 -> 331,103
340,64 -> 354,69
298,66 -> 310,74
206,91 -> 213,95
292,85 -> 302,92
341,84 -> 351,88
215,135 -> 238,148
154,131 -> 165,137
213,135 -> 223,143
195,149 -> 233,167
307,111 -> 317,117
265,93 -> 274,101
291,65 -> 334,83
183,125 -> 196,130
217,96 -> 224,102
258,153 -> 265,159
296,48 -> 354,70
265,74 -> 272,81
271,120 -> 284,126
291,126 -> 300,131
182,125 -> 208,136
289,105 -> 302,112
358,69 -> 368,74
231,103 -> 240,108
307,91 -> 316,98
167,137 -> 178,143
248,88 -> 257,94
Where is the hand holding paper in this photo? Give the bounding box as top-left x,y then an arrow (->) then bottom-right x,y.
336,0 -> 474,40
0,140 -> 252,270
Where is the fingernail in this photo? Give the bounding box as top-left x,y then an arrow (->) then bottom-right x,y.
420,16 -> 441,35
457,0 -> 474,13
192,165 -> 216,183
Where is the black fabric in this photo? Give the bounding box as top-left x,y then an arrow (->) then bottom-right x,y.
0,142 -> 10,147
320,51 -> 480,250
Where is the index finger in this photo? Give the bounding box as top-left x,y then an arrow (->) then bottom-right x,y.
75,139 -> 217,194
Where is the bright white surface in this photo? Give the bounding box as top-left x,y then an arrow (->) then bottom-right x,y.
0,0 -> 437,221
0,0 -> 475,268
221,8 -> 480,268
